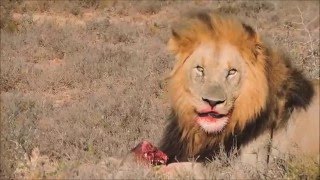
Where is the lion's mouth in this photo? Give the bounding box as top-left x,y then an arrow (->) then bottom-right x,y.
195,110 -> 231,133
198,111 -> 227,119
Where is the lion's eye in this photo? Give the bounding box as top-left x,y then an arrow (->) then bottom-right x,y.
195,65 -> 204,75
227,68 -> 237,77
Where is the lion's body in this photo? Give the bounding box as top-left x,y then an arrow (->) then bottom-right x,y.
241,80 -> 319,164
159,11 -> 318,163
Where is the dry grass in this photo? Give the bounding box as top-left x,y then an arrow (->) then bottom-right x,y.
1,0 -> 319,179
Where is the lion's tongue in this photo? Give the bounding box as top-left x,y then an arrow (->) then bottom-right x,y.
208,112 -> 225,118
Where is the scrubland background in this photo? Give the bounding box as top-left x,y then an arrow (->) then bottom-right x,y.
0,0 -> 319,179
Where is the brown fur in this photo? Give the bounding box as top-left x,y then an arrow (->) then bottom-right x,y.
160,11 -> 315,163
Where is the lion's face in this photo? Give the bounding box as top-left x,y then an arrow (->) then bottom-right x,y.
178,42 -> 247,133
167,13 -> 270,136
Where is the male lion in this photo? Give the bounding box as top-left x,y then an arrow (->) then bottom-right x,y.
159,11 -> 319,163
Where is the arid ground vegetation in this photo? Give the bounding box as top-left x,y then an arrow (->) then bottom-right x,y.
1,0 -> 319,179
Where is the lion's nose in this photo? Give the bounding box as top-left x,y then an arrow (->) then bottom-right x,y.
202,97 -> 225,108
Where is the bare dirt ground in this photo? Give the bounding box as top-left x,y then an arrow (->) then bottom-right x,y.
1,0 -> 319,179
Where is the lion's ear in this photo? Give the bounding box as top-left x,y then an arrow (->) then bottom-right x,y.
165,27 -> 196,79
242,23 -> 256,38
167,24 -> 197,56
167,28 -> 182,55
242,23 -> 263,57
242,23 -> 261,43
